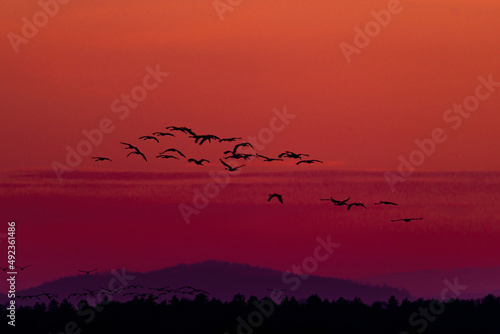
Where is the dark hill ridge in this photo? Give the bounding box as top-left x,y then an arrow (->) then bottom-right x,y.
0,261 -> 409,305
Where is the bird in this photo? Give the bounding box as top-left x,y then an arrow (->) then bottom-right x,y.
16,265 -> 31,271
160,148 -> 186,157
1,267 -> 8,271
139,135 -> 160,143
266,288 -> 288,292
188,158 -> 209,166
255,154 -> 283,162
225,153 -> 254,161
268,194 -> 283,204
92,157 -> 112,162
391,218 -> 423,222
39,293 -> 57,299
166,126 -> 196,136
220,159 -> 245,172
120,142 -> 139,150
190,134 -> 220,145
232,142 -> 254,153
127,150 -> 147,161
347,203 -> 366,210
153,132 -> 175,137
321,197 -> 350,206
296,159 -> 323,165
156,154 -> 179,160
278,151 -> 309,159
219,137 -> 242,142
78,268 -> 97,275
375,201 -> 398,206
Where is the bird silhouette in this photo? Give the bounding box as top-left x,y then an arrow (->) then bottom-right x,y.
255,154 -> 283,162
225,153 -> 254,161
78,268 -> 97,275
190,134 -> 220,145
156,154 -> 179,160
188,158 -> 209,166
120,142 -> 139,150
296,159 -> 323,165
321,197 -> 350,206
278,151 -> 309,159
127,150 -> 147,161
266,288 -> 288,292
92,156 -> 112,162
347,203 -> 366,210
166,126 -> 196,136
220,159 -> 245,172
391,218 -> 423,222
153,132 -> 175,137
232,142 -> 254,153
139,135 -> 160,143
268,193 -> 283,204
219,137 -> 242,142
375,201 -> 398,206
1,267 -> 8,271
160,148 -> 186,157
16,265 -> 32,271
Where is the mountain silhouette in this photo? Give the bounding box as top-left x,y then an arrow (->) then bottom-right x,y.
0,261 -> 409,305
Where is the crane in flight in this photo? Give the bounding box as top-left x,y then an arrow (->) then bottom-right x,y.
391,218 -> 423,222
268,194 -> 284,204
220,159 -> 245,172
92,157 -> 112,162
78,268 -> 97,275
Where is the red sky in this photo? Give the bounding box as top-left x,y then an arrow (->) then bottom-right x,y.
0,1 -> 500,293
1,0 -> 499,172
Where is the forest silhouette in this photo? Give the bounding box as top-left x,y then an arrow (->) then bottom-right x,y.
2,293 -> 500,333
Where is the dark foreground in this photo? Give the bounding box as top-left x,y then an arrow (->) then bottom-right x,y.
2,294 -> 500,333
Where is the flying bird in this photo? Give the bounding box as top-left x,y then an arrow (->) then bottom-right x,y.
0,267 -> 8,271
166,126 -> 196,136
232,142 -> 254,153
268,193 -> 283,204
120,142 -> 139,150
296,159 -> 323,165
375,201 -> 398,206
78,268 -> 97,275
190,134 -> 220,145
321,197 -> 350,206
255,154 -> 283,162
139,135 -> 160,143
278,151 -> 309,159
153,132 -> 175,137
391,218 -> 423,222
127,150 -> 147,162
220,159 -> 245,172
160,148 -> 186,157
347,203 -> 366,210
156,154 -> 179,160
219,137 -> 242,142
188,158 -> 209,166
16,265 -> 32,271
92,157 -> 111,162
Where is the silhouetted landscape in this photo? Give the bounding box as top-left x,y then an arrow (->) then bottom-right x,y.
2,292 -> 500,333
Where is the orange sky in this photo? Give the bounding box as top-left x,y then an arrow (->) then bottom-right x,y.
1,0 -> 499,172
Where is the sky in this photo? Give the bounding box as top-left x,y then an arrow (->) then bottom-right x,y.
0,0 -> 499,172
0,0 -> 499,293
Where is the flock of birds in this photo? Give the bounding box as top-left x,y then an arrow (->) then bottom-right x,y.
16,285 -> 210,302
90,125 -> 423,223
91,126 -> 324,170
266,195 -> 423,223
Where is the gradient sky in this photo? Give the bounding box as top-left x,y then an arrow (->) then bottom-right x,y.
1,0 -> 499,172
0,0 -> 500,293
